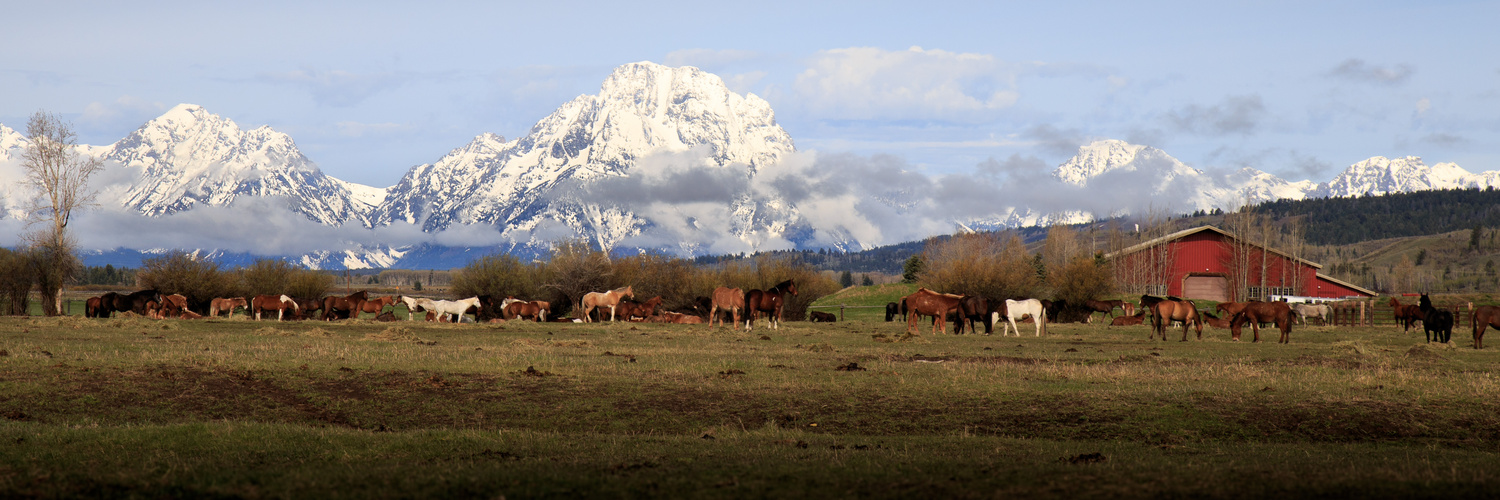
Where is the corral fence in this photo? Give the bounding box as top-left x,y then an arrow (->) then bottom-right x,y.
1324,297 -> 1471,328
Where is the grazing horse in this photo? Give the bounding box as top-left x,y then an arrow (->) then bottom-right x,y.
85,296 -> 104,318
158,294 -> 189,319
353,296 -> 398,319
397,295 -> 426,321
745,280 -> 799,331
709,287 -> 744,329
290,297 -> 323,320
617,296 -> 663,321
884,302 -> 899,322
1229,301 -> 1294,343
1151,299 -> 1202,341
430,297 -> 482,323
1418,294 -> 1454,343
1471,305 -> 1500,349
1001,298 -> 1047,337
581,286 -> 634,322
209,297 -> 248,318
1200,311 -> 1232,329
950,296 -> 993,335
321,291 -> 369,321
503,300 -> 545,321
903,288 -> 962,335
1390,297 -> 1425,333
1290,303 -> 1331,325
1083,299 -> 1126,321
251,295 -> 299,321
102,290 -> 164,317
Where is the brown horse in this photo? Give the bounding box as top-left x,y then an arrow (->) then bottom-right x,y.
745,280 -> 799,331
503,301 -> 545,321
354,296 -> 397,319
1084,299 -> 1126,321
1471,305 -> 1500,349
159,294 -> 189,319
322,290 -> 369,321
581,286 -> 634,322
617,296 -> 663,321
209,297 -> 248,318
709,287 -> 744,329
903,288 -> 962,335
1230,301 -> 1295,343
85,296 -> 104,318
1110,310 -> 1145,326
1199,311 -> 1232,329
1390,297 -> 1425,332
1151,299 -> 1202,341
251,295 -> 300,321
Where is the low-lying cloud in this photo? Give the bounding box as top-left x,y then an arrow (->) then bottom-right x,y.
1328,58 -> 1414,85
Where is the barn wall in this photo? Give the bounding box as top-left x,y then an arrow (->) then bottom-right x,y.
1111,228 -> 1367,300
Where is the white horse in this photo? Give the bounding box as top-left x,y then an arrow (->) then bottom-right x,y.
398,295 -> 434,321
428,297 -> 481,323
1291,303 -> 1332,325
1002,298 -> 1047,337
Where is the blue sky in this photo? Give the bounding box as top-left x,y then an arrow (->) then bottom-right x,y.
5,0 -> 1497,187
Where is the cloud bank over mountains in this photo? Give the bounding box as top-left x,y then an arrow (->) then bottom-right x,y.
1,62 -> 1495,269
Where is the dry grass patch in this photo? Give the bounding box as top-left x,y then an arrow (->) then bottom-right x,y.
365,326 -> 437,345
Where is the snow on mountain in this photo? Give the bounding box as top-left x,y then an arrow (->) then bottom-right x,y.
1316,156 -> 1493,198
0,125 -> 32,221
374,61 -> 799,251
103,104 -> 382,226
1049,139 -> 1314,214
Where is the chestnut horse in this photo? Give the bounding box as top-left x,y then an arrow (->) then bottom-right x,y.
251,295 -> 299,321
903,288 -> 962,335
617,296 -> 663,321
1229,301 -> 1294,343
581,286 -> 634,322
709,287 -> 744,329
321,291 -> 369,321
1471,305 -> 1500,349
353,296 -> 397,319
745,280 -> 799,331
1083,299 -> 1127,321
1110,311 -> 1145,326
1389,297 -> 1425,333
210,297 -> 248,318
85,296 -> 104,318
1151,299 -> 1202,341
503,300 -> 544,321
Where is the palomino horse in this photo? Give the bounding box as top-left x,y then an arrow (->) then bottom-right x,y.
1290,303 -> 1332,325
1229,301 -> 1294,343
709,287 -> 744,329
321,291 -> 369,321
1150,299 -> 1202,341
210,297 -> 248,318
745,280 -> 799,331
429,297 -> 481,323
1471,305 -> 1500,349
902,288 -> 962,335
1002,298 -> 1047,337
581,286 -> 634,322
1418,294 -> 1454,344
251,295 -> 300,321
1390,297 -> 1425,333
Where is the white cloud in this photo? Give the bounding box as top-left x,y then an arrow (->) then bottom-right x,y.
793,46 -> 1019,122
1415,98 -> 1432,115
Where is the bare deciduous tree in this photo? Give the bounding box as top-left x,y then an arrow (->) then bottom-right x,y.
22,111 -> 103,315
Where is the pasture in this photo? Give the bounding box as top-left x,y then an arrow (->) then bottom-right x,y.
3,314 -> 1500,498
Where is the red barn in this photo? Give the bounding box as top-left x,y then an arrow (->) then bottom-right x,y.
1104,225 -> 1375,302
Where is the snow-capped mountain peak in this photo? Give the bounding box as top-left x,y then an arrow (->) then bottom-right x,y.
1318,155 -> 1478,197
105,104 -> 379,225
1052,139 -> 1147,185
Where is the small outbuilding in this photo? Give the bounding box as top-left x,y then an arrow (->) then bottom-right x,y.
1104,225 -> 1376,302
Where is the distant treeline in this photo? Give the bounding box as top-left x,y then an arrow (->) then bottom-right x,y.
1257,187 -> 1500,245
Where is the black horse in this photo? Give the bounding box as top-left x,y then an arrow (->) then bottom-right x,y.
744,279 -> 798,331
884,302 -> 899,322
100,290 -> 164,317
953,296 -> 993,335
1419,294 -> 1454,343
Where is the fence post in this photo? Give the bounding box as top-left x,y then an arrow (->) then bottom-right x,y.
840,304 -> 845,322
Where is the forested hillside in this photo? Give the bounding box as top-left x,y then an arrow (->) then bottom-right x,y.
1257,188 -> 1500,245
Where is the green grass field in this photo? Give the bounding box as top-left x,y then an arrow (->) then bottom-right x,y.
3,312 -> 1500,498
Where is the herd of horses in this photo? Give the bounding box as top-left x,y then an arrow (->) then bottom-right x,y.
882,290 -> 1483,346
73,279 -> 803,329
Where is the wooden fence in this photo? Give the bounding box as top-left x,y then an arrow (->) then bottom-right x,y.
1325,299 -> 1471,328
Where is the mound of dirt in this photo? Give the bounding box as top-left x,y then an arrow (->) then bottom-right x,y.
1404,344 -> 1447,360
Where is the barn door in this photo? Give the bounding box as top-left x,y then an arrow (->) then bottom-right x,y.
1182,275 -> 1229,302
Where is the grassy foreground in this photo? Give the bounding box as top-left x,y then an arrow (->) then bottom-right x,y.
3,314 -> 1500,498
